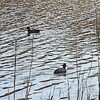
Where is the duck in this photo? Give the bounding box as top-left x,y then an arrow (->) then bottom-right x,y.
54,63 -> 66,74
27,27 -> 41,36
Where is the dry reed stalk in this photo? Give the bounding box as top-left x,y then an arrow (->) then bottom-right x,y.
66,69 -> 70,100
25,34 -> 34,99
81,74 -> 85,100
42,87 -> 55,100
67,79 -> 70,100
8,88 -> 10,100
59,89 -> 61,100
14,39 -> 17,100
95,1 -> 100,99
75,35 -> 80,100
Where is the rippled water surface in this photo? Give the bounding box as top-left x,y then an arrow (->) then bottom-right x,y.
0,0 -> 100,100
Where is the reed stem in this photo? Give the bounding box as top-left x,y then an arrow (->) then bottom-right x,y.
26,33 -> 34,99
14,39 -> 17,100
95,1 -> 100,99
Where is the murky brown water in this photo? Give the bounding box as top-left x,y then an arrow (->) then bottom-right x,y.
0,0 -> 100,100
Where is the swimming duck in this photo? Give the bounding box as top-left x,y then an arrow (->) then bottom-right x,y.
27,27 -> 40,36
54,63 -> 66,74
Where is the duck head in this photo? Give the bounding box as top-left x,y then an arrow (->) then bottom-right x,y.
27,27 -> 30,30
62,63 -> 66,69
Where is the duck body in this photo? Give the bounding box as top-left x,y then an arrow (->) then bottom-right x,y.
27,27 -> 40,36
54,63 -> 66,74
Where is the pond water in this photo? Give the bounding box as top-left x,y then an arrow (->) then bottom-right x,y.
0,0 -> 99,100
